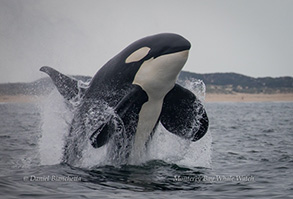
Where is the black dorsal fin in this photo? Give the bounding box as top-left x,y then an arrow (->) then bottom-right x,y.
40,66 -> 84,101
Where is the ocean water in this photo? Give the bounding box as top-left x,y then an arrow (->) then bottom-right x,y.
0,99 -> 292,198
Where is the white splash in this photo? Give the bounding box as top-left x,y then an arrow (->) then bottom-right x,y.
39,79 -> 211,168
143,79 -> 211,168
146,123 -> 212,168
39,89 -> 73,165
183,78 -> 206,102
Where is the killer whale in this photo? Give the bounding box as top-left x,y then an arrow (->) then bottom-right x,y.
40,33 -> 209,164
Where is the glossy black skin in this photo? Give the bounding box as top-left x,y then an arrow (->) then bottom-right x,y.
84,33 -> 192,147
85,33 -> 191,104
40,33 -> 208,164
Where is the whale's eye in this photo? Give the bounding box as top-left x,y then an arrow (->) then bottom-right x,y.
125,47 -> 151,64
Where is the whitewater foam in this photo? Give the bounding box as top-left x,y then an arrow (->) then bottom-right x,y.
39,79 -> 211,168
39,89 -> 73,165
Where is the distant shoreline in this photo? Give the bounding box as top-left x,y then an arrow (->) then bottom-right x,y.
205,93 -> 293,102
1,93 -> 293,103
0,95 -> 42,103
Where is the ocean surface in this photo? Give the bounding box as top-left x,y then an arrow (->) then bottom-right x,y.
0,99 -> 292,198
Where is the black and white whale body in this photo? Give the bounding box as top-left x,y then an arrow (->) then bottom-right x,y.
40,33 -> 209,165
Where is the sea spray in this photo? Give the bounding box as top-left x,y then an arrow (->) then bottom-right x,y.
183,78 -> 206,102
134,78 -> 211,167
39,79 -> 211,168
145,115 -> 211,168
39,89 -> 73,165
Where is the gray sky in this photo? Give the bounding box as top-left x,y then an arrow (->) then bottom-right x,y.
0,0 -> 292,83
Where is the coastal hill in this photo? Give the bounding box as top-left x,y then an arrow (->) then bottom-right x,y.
179,71 -> 293,94
0,71 -> 293,96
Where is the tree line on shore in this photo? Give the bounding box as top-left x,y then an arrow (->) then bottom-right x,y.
1,71 -> 292,96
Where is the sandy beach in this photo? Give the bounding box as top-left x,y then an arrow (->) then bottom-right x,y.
205,93 -> 293,102
0,95 -> 43,103
1,93 -> 293,103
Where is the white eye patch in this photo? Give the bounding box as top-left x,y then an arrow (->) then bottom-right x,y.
125,47 -> 151,64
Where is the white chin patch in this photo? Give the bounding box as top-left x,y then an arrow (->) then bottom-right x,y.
125,47 -> 151,64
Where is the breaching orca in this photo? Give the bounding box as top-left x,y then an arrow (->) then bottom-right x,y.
40,33 -> 209,165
